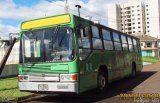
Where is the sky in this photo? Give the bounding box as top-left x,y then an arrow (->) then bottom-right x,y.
0,0 -> 129,38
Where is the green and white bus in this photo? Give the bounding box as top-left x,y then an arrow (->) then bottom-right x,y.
18,13 -> 143,94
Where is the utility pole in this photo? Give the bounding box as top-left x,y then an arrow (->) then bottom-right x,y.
9,33 -> 19,44
75,5 -> 81,17
65,0 -> 69,13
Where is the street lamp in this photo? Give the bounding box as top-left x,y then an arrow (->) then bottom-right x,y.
75,5 -> 81,17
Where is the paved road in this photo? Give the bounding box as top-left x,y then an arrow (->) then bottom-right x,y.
23,62 -> 160,103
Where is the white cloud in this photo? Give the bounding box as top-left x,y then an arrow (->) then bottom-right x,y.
0,23 -> 19,37
0,0 -> 129,20
0,0 -> 130,37
0,0 -> 74,20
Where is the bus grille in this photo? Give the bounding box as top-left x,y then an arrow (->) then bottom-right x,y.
29,74 -> 60,82
22,65 -> 69,74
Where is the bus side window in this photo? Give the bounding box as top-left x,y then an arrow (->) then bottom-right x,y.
127,37 -> 134,52
133,39 -> 138,52
102,29 -> 113,50
77,28 -> 90,48
121,35 -> 128,51
91,26 -> 103,50
113,32 -> 122,51
77,27 -> 91,60
137,39 -> 141,52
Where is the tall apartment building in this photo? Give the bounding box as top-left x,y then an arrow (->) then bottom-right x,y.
107,0 -> 160,38
145,0 -> 160,37
107,4 -> 121,31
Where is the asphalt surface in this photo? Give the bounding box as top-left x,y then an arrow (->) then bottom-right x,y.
22,62 -> 160,103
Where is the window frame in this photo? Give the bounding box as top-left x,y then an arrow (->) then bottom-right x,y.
112,32 -> 122,51
77,28 -> 91,49
77,26 -> 92,61
146,42 -> 152,48
121,34 -> 129,51
91,25 -> 103,50
102,28 -> 114,50
133,38 -> 139,52
127,37 -> 134,52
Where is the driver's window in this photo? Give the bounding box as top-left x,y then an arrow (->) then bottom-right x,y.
77,27 -> 91,60
78,28 -> 90,49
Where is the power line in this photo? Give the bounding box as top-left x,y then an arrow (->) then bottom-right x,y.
67,2 -> 122,22
47,1 -> 96,18
46,0 -> 160,25
45,0 -> 123,23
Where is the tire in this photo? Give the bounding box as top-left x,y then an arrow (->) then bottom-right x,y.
131,63 -> 136,78
97,70 -> 108,92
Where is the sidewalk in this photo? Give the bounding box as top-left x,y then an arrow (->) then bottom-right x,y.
143,62 -> 152,66
133,61 -> 160,93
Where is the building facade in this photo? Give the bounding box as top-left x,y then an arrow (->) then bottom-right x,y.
107,4 -> 121,30
135,34 -> 159,57
145,0 -> 160,37
0,40 -> 19,64
0,39 -> 19,77
107,0 -> 160,38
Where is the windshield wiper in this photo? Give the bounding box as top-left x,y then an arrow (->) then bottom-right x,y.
52,26 -> 61,60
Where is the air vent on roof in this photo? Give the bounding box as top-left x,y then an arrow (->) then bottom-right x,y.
93,20 -> 101,24
85,16 -> 92,20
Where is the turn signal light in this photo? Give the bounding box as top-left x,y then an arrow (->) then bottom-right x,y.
71,74 -> 77,81
60,74 -> 78,81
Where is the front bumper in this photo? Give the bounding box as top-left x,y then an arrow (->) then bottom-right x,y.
19,82 -> 78,93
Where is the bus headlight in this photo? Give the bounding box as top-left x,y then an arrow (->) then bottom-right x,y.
18,75 -> 29,81
60,74 -> 78,81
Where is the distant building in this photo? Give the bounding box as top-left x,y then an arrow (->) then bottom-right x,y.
135,34 -> 159,57
107,4 -> 121,31
107,0 -> 160,38
0,38 -> 19,77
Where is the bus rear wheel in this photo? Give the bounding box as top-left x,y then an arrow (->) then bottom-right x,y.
131,63 -> 136,77
97,70 -> 108,91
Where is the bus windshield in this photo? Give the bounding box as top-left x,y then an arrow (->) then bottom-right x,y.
21,26 -> 74,63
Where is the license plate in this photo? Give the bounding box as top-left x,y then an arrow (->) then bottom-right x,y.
38,84 -> 48,91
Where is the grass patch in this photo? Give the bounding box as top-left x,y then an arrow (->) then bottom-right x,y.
142,56 -> 160,63
0,77 -> 32,98
0,89 -> 31,98
0,77 -> 18,91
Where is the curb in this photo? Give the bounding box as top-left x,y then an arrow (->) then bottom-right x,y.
0,94 -> 37,103
18,94 -> 45,103
17,94 -> 37,103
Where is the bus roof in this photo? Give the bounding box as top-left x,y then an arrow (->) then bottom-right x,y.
21,13 -> 139,40
73,14 -> 139,40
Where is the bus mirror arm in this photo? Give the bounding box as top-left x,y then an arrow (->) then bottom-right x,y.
69,49 -> 75,60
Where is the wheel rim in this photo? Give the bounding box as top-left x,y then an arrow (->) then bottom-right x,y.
98,75 -> 106,90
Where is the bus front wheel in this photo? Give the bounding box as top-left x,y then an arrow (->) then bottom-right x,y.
97,70 -> 108,91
